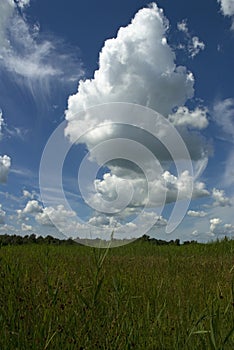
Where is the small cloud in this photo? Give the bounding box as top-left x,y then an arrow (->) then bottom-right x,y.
22,190 -> 32,199
217,44 -> 222,52
177,19 -> 189,33
189,36 -> 205,58
187,210 -> 207,217
176,19 -> 205,58
88,214 -> 120,228
21,222 -> 32,231
212,188 -> 232,207
191,230 -> 199,236
22,189 -> 36,200
0,155 -> 11,184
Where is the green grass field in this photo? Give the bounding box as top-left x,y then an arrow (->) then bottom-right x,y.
1,240 -> 234,349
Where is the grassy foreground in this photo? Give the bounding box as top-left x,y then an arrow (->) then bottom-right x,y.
0,240 -> 234,349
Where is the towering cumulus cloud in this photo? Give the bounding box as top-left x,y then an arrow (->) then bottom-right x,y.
64,3 -> 209,230
65,3 -> 194,132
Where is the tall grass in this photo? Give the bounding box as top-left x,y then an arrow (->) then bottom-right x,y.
0,240 -> 234,349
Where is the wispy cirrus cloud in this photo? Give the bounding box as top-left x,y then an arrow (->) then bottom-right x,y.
0,110 -> 4,140
0,204 -> 6,224
213,98 -> 234,191
213,98 -> 234,142
0,0 -> 84,100
0,155 -> 11,184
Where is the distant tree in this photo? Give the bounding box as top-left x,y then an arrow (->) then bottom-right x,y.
28,234 -> 36,243
141,234 -> 150,241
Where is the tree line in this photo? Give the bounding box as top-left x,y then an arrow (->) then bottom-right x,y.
0,234 -> 77,246
0,233 -> 198,246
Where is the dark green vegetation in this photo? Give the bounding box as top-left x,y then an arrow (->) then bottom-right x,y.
0,233 -> 191,247
1,239 -> 234,349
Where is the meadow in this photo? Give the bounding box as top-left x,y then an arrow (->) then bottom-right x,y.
0,238 -> 234,349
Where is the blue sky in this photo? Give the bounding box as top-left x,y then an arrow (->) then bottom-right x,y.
0,0 -> 234,243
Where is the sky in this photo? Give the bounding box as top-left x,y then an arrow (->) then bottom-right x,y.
0,0 -> 234,244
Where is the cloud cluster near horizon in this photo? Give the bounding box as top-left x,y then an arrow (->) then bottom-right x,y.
210,217 -> 234,236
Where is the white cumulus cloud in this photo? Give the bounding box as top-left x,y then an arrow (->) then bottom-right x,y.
177,19 -> 189,33
21,222 -> 32,231
63,3 -> 211,231
168,106 -> 208,129
17,199 -> 43,219
23,200 -> 43,214
22,189 -> 35,199
187,210 -> 207,217
218,0 -> 234,29
87,170 -> 208,214
88,214 -> 120,228
212,188 -> 232,207
64,4 -> 208,166
191,230 -> 199,236
65,3 -> 194,131
177,19 -> 205,58
189,36 -> 205,58
210,217 -> 234,236
35,205 -> 76,227
210,217 -> 222,235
